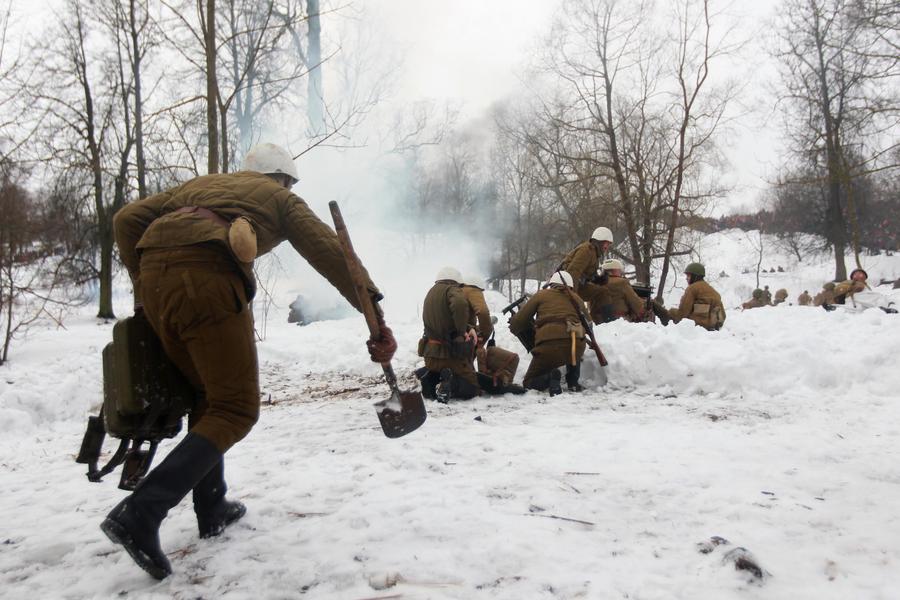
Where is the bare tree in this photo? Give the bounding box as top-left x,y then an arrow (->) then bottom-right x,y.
774,0 -> 900,280
536,0 -> 735,293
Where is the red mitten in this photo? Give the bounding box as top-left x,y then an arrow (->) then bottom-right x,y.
367,324 -> 398,363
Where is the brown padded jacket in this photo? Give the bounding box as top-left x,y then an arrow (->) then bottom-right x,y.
509,286 -> 589,345
560,241 -> 600,293
114,171 -> 380,307
668,280 -> 725,330
605,276 -> 645,320
461,285 -> 494,340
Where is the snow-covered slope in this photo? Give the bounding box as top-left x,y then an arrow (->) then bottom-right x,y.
1,230 -> 899,599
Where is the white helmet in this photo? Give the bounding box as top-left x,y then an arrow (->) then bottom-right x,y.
462,274 -> 484,289
435,266 -> 461,282
601,258 -> 623,271
241,143 -> 299,183
591,226 -> 613,243
547,271 -> 574,288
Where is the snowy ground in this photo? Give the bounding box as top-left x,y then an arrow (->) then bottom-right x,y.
1,232 -> 899,599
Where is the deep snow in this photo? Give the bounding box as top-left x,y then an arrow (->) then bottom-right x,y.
1,230 -> 899,599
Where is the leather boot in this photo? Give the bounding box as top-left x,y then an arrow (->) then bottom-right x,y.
101,433 -> 222,580
416,367 -> 439,400
566,362 -> 584,392
193,458 -> 246,539
437,368 -> 453,403
524,372 -> 551,391
548,369 -> 563,397
452,374 -> 480,400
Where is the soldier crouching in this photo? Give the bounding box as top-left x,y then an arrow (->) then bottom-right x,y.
509,271 -> 588,396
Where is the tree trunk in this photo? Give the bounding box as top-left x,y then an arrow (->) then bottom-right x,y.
205,0 -> 219,174
129,0 -> 146,197
307,0 -> 324,135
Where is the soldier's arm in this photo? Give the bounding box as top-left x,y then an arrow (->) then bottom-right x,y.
282,193 -> 381,313
509,294 -> 540,335
471,291 -> 494,340
564,245 -> 592,288
113,190 -> 174,305
669,286 -> 695,323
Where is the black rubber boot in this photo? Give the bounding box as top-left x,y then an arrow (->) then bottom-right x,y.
416,367 -> 440,400
100,433 -> 222,580
566,362 -> 584,392
193,458 -> 246,539
548,369 -> 563,397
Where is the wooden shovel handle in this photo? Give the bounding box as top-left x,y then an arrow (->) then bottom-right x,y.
329,201 -> 381,339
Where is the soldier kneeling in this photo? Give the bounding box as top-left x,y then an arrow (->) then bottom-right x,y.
509,271 -> 589,396
416,267 -> 481,402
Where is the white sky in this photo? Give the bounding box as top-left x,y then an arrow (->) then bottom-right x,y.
359,0 -> 786,215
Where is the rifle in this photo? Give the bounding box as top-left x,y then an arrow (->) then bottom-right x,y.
556,270 -> 608,368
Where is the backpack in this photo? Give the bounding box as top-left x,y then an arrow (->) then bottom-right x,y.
76,314 -> 195,490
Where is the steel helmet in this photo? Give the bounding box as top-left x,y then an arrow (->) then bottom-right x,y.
435,266 -> 461,282
591,226 -> 613,243
752,288 -> 763,299
241,143 -> 299,183
462,274 -> 484,289
602,258 -> 623,271
824,281 -> 835,290
684,262 -> 706,278
849,268 -> 868,280
547,271 -> 574,288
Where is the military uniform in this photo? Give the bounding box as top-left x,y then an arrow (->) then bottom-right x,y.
509,286 -> 587,391
115,171 -> 380,452
762,286 -> 773,305
560,241 -> 606,304
813,283 -> 836,306
773,288 -> 788,306
417,280 -> 479,399
833,280 -> 868,304
797,291 -> 812,306
667,280 -> 726,330
461,285 -> 521,391
741,297 -> 766,310
591,275 -> 645,323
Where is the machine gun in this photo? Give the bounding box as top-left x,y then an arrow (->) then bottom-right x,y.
632,282 -> 658,323
502,293 -> 535,352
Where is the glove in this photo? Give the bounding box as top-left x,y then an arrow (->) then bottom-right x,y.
367,322 -> 398,363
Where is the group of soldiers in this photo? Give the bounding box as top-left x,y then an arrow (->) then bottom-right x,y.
416,227 -> 727,400
740,268 -> 872,310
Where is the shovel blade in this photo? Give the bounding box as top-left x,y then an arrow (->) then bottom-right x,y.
374,389 -> 427,438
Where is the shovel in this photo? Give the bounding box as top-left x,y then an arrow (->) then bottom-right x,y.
329,201 -> 427,438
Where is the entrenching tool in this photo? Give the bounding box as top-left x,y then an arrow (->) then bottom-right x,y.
556,270 -> 609,386
329,201 -> 427,438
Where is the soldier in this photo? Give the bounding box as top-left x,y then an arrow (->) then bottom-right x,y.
773,288 -> 789,306
833,268 -> 870,304
560,226 -> 614,304
590,259 -> 645,323
106,143 -> 396,580
509,271 -> 589,395
416,267 -> 481,402
797,290 -> 812,306
654,263 -> 725,330
460,274 -> 525,395
813,282 -> 836,306
762,285 -> 773,305
742,288 -> 766,310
